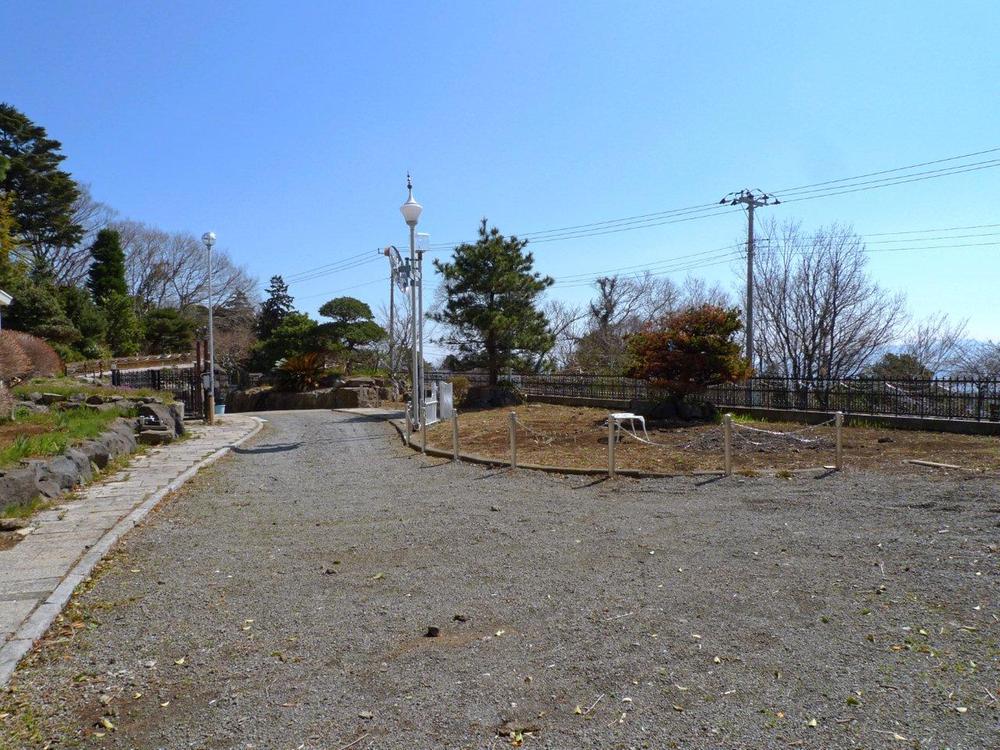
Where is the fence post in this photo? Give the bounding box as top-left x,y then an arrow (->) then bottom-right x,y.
452,409 -> 460,461
404,402 -> 411,445
835,411 -> 844,470
509,411 -> 517,469
420,407 -> 427,454
723,413 -> 733,476
608,414 -> 617,479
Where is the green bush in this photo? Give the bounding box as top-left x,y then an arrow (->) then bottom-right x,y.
451,375 -> 470,403
273,352 -> 326,392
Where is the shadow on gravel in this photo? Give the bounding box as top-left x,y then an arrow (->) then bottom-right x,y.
695,474 -> 725,487
232,442 -> 302,455
571,476 -> 610,489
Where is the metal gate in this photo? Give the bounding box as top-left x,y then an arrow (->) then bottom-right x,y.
111,367 -> 204,419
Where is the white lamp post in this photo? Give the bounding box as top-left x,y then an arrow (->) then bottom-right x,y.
201,231 -> 217,425
400,175 -> 423,431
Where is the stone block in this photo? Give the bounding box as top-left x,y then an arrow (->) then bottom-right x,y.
138,428 -> 174,445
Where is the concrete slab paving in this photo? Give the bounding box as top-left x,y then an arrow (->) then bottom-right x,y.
0,414 -> 262,686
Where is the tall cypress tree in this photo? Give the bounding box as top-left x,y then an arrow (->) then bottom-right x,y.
257,275 -> 294,339
431,219 -> 554,385
86,228 -> 127,301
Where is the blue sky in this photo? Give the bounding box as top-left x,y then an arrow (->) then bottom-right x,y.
4,1 -> 999,358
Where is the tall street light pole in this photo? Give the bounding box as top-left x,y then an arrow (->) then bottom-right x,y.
400,175 -> 423,429
201,231 -> 217,425
719,189 -> 779,371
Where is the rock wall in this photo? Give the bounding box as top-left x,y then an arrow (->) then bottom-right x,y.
0,395 -> 186,515
0,418 -> 140,515
226,386 -> 380,413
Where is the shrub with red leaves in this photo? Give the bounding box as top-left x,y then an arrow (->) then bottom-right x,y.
625,304 -> 751,397
0,330 -> 63,379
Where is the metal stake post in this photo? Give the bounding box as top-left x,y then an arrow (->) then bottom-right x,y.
608,415 -> 617,479
421,408 -> 427,454
835,411 -> 844,470
723,413 -> 733,476
509,411 -> 517,469
452,410 -> 460,461
404,402 -> 411,445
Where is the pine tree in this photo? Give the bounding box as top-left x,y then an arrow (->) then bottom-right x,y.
257,275 -> 294,339
431,219 -> 554,385
86,228 -> 127,301
0,104 -> 82,261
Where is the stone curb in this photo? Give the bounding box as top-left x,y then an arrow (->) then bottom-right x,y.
0,416 -> 265,687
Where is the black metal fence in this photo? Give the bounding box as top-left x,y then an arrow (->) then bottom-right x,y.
111,367 -> 205,419
426,371 -> 1000,422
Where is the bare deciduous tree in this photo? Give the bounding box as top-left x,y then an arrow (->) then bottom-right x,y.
901,312 -> 968,376
44,185 -> 117,285
753,219 -> 907,380
114,221 -> 256,312
569,272 -> 732,373
954,340 -> 1000,378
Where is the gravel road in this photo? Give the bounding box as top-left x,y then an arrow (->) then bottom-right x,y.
1,410 -> 997,749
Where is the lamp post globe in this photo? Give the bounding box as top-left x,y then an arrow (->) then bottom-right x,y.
400,177 -> 422,227
202,230 -> 217,424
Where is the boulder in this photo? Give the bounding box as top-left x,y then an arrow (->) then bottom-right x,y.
78,439 -> 112,469
64,448 -> 94,483
168,402 -> 186,435
333,386 -> 380,408
37,392 -> 67,405
343,377 -> 377,388
0,468 -> 40,514
138,428 -> 174,445
33,455 -> 84,497
139,403 -> 180,436
14,400 -> 48,415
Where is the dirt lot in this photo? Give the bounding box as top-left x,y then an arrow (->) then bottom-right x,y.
422,404 -> 1000,475
1,411 -> 997,749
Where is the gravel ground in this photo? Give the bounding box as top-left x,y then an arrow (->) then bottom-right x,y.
1,410 -> 997,749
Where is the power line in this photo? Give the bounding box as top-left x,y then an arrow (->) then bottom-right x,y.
415,147 -> 1000,250
769,146 -> 1000,194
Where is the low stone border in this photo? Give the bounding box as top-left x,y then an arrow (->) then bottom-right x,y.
0,416 -> 264,687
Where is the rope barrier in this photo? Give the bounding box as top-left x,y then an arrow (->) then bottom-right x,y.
513,414 -> 557,444
732,418 -> 835,444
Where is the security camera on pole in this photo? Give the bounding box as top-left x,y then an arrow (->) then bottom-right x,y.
400,175 -> 423,430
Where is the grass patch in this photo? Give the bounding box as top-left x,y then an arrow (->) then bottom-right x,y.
0,405 -> 135,470
11,376 -> 173,402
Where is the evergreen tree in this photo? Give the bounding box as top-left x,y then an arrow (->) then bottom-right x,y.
57,285 -> 107,357
86,228 -> 127,301
317,296 -> 385,372
431,219 -> 554,385
143,307 -> 196,354
250,311 -> 317,371
0,104 -> 82,261
102,292 -> 140,355
257,275 -> 294,339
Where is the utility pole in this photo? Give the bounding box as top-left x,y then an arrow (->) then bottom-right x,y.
720,189 -> 779,370
382,246 -> 400,381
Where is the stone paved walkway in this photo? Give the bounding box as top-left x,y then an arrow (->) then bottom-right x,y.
0,414 -> 261,685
